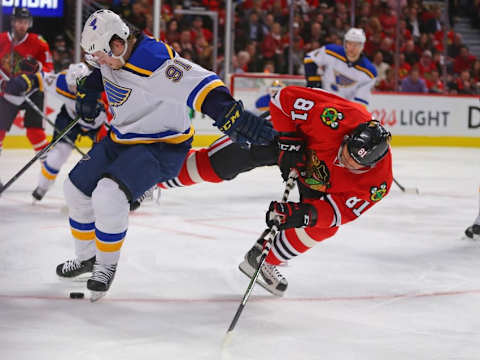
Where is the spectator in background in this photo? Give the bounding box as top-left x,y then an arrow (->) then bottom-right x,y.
179,29 -> 194,53
456,70 -> 475,94
401,67 -> 428,93
245,41 -> 264,72
379,37 -> 394,65
234,51 -> 251,73
402,40 -> 420,65
193,34 -> 213,70
376,67 -> 397,91
453,45 -> 476,74
372,51 -> 390,84
52,34 -> 73,72
416,50 -> 438,81
261,22 -> 284,73
190,16 -> 212,44
398,53 -> 412,80
426,69 -> 445,93
165,19 -> 180,45
405,6 -> 421,39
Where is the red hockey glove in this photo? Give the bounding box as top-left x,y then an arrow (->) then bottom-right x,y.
277,133 -> 306,181
266,201 -> 317,230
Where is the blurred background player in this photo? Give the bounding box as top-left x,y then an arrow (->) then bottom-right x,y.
464,186 -> 480,240
239,85 -> 393,296
56,10 -> 276,301
254,80 -> 285,114
304,28 -> 377,108
31,62 -> 107,201
0,7 -> 54,186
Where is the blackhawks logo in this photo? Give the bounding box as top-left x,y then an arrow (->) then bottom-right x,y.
321,107 -> 344,129
302,150 -> 331,192
370,182 -> 388,202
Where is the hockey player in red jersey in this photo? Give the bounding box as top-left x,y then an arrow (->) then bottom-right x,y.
0,7 -> 54,162
236,85 -> 393,296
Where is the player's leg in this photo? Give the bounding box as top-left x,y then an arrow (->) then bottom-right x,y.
0,97 -> 22,187
239,225 -> 338,296
86,137 -> 191,300
33,106 -> 80,201
57,136 -> 117,280
157,135 -> 277,189
23,92 -> 49,158
465,185 -> 480,240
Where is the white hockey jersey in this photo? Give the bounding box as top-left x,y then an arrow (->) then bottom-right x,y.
304,44 -> 377,107
95,35 -> 224,145
43,71 -> 106,131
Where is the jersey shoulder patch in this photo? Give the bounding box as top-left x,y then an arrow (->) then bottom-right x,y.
123,36 -> 175,77
55,72 -> 76,99
324,44 -> 347,62
354,56 -> 377,79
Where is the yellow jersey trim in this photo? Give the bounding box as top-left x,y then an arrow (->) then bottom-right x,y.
354,65 -> 375,79
325,49 -> 346,62
193,80 -> 224,112
56,88 -> 76,99
109,126 -> 195,145
124,62 -> 153,76
304,58 -> 314,64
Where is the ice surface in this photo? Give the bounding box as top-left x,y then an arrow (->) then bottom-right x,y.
1,147 -> 479,360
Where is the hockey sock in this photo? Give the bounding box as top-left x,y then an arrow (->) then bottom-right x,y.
38,142 -> 72,191
91,178 -> 129,265
157,146 -> 223,189
26,127 -> 49,152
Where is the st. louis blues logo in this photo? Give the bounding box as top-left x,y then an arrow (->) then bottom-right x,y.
370,182 -> 388,202
89,18 -> 97,30
320,107 -> 344,129
334,70 -> 356,87
103,78 -> 132,107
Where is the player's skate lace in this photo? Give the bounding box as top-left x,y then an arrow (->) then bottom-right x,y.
56,256 -> 95,278
90,263 -> 117,285
261,262 -> 286,284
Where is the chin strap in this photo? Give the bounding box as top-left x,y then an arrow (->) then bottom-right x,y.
111,41 -> 128,65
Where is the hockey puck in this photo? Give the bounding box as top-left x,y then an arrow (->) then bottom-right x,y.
69,292 -> 85,299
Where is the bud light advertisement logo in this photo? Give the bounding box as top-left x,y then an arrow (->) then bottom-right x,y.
3,0 -> 64,18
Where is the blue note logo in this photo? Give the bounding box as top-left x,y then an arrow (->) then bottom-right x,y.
89,18 -> 97,30
103,78 -> 132,107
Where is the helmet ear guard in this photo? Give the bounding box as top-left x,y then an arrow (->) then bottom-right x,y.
345,120 -> 391,167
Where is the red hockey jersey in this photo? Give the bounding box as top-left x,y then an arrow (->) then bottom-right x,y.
0,32 -> 53,77
270,86 -> 393,228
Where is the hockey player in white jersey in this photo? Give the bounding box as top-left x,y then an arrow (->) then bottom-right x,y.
30,62 -> 107,201
464,186 -> 480,240
304,28 -> 377,107
56,9 -> 276,301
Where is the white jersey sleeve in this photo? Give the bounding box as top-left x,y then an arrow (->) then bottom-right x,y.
305,44 -> 377,108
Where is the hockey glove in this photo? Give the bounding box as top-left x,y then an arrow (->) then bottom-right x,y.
266,201 -> 317,230
277,133 -> 306,181
19,56 -> 40,74
215,100 -> 277,145
75,91 -> 103,123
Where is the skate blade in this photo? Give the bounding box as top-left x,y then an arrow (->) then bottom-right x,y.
461,234 -> 480,241
238,260 -> 284,297
89,290 -> 107,302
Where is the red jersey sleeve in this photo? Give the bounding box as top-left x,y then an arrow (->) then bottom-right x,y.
36,35 -> 53,73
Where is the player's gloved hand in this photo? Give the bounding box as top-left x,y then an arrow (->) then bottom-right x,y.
75,91 -> 103,123
215,100 -> 277,145
277,133 -> 306,181
306,81 -> 322,89
266,201 -> 317,230
19,56 -> 40,74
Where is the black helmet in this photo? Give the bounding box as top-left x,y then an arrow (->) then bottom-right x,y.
12,7 -> 32,23
346,120 -> 391,166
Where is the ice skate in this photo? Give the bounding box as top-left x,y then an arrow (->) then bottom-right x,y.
56,256 -> 95,281
32,186 -> 47,201
239,233 -> 288,297
87,262 -> 117,302
464,224 -> 480,240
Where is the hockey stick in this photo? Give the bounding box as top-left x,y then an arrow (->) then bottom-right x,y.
393,176 -> 419,194
0,68 -> 89,159
224,170 -> 297,340
0,116 -> 81,196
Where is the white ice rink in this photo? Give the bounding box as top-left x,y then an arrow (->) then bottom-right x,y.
0,146 -> 479,360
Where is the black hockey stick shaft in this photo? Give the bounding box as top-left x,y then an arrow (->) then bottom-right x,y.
0,68 -> 87,158
226,171 -> 297,334
393,177 -> 406,192
0,116 -> 81,195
